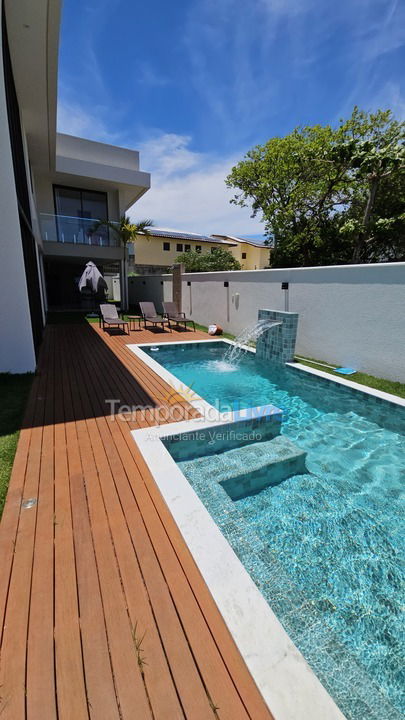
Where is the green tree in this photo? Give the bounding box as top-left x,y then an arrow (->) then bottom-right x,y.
336,109 -> 405,261
175,248 -> 241,272
91,216 -> 153,307
226,108 -> 404,267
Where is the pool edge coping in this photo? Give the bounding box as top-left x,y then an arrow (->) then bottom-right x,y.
130,337 -> 405,408
287,361 -> 405,407
131,414 -> 346,720
128,339 -> 349,720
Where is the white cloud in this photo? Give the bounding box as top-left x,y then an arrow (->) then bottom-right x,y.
57,101 -> 263,237
131,133 -> 263,236
137,62 -> 170,87
57,99 -> 121,143
370,81 -> 405,119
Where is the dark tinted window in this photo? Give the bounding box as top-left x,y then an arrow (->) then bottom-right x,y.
54,186 -> 108,221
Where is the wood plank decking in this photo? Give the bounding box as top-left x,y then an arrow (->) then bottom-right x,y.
0,321 -> 273,720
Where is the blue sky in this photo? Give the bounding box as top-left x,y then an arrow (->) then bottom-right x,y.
58,0 -> 405,239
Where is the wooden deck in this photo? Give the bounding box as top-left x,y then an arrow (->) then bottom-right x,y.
0,321 -> 273,720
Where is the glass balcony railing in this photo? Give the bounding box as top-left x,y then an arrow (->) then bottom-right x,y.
39,213 -> 120,247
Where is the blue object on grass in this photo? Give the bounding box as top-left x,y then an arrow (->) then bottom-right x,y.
335,367 -> 356,375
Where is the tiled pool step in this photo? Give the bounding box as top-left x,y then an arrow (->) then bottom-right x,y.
181,436 -> 307,500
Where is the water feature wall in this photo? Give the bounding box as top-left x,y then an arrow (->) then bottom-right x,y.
223,318 -> 282,364
256,309 -> 299,364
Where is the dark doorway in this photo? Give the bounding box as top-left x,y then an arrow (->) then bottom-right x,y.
44,259 -> 111,311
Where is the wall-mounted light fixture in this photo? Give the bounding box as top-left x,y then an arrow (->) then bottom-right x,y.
187,281 -> 192,314
281,282 -> 289,311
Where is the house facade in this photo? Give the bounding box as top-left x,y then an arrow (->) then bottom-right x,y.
128,229 -> 271,274
211,234 -> 271,269
128,228 -> 237,274
0,0 -> 150,372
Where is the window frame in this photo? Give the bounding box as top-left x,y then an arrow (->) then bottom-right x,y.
53,184 -> 109,221
53,184 -> 109,245
163,241 -> 171,251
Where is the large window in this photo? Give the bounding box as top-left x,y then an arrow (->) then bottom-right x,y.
53,186 -> 110,245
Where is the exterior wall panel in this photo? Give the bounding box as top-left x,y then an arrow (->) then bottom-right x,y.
0,4 -> 37,371
162,263 -> 405,382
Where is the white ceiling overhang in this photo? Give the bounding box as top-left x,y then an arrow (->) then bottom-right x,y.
4,0 -> 61,170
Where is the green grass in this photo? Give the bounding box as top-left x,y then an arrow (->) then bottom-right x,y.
295,355 -> 405,399
193,322 -> 236,341
47,310 -> 144,325
0,373 -> 33,517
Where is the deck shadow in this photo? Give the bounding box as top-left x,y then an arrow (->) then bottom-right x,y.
22,322 -> 158,429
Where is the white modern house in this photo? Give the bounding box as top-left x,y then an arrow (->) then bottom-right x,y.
0,0 -> 150,373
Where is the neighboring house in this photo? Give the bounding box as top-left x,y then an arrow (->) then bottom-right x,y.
0,0 -> 150,372
128,228 -> 237,274
211,234 -> 271,269
128,229 -> 271,274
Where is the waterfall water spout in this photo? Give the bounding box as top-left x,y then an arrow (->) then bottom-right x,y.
223,319 -> 283,364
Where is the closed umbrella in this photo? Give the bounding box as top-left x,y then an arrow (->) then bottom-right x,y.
78,261 -> 108,294
78,261 -> 108,312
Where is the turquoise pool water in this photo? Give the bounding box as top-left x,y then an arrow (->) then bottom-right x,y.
144,342 -> 405,719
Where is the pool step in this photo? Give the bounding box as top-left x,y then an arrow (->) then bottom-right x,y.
182,436 -> 307,500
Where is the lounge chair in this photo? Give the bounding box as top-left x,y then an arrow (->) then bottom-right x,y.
163,302 -> 195,332
139,302 -> 171,332
99,304 -> 129,334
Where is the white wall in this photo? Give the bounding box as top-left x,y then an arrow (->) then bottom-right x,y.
56,134 -> 140,171
0,11 -> 36,373
128,275 -> 165,311
163,263 -> 405,382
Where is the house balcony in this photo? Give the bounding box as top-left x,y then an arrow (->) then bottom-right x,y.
40,213 -> 125,263
39,213 -> 120,247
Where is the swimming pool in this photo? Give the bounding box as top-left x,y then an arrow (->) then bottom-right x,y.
142,341 -> 405,719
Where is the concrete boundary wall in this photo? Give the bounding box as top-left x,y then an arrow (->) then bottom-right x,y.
159,263 -> 405,382
128,275 -> 164,309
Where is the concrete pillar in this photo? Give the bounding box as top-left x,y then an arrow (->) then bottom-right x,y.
172,263 -> 184,311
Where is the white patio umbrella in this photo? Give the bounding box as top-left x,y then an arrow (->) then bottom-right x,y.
78,261 -> 108,294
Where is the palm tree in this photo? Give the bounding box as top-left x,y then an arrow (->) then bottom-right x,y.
91,216 -> 153,309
